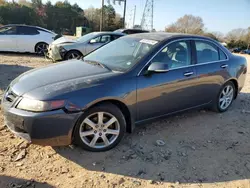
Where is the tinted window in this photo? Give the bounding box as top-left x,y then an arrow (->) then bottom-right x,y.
195,41 -> 219,63
219,49 -> 227,60
100,35 -> 111,43
17,26 -> 39,35
152,41 -> 191,69
0,26 -> 17,35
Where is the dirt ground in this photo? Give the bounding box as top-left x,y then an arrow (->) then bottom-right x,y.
1,53 -> 250,188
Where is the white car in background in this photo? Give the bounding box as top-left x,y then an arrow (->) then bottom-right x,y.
0,24 -> 57,54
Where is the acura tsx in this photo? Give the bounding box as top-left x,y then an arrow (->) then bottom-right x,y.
2,33 -> 247,152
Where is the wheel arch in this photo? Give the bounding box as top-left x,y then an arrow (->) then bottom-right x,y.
71,98 -> 134,142
65,49 -> 83,59
225,78 -> 239,99
34,42 -> 48,52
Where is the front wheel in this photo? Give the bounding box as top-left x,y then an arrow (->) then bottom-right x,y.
212,81 -> 235,112
65,50 -> 82,60
73,103 -> 126,152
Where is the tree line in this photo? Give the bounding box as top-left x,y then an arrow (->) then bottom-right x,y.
0,0 -> 123,34
165,14 -> 250,49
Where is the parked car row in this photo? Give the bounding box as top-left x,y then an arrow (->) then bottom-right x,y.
0,24 -> 149,59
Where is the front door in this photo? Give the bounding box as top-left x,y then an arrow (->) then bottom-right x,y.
136,40 -> 199,121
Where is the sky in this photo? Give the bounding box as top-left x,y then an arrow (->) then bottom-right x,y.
42,0 -> 250,34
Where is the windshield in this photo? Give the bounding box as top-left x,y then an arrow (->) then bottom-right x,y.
0,26 -> 15,34
77,32 -> 97,43
83,37 -> 158,72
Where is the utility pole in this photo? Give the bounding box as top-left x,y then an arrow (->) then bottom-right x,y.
132,5 -> 136,28
123,0 -> 127,28
100,0 -> 104,31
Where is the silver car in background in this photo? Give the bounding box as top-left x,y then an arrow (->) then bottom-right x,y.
47,32 -> 125,61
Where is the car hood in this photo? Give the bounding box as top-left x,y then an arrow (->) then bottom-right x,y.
52,36 -> 76,45
10,60 -> 115,98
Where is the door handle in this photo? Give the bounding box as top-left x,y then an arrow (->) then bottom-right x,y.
184,71 -> 194,76
221,64 -> 228,68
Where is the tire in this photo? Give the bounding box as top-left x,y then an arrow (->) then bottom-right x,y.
35,42 -> 48,55
212,81 -> 235,113
73,103 -> 126,152
65,50 -> 82,60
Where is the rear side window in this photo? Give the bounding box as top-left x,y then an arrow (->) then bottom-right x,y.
195,41 -> 219,64
219,49 -> 227,60
17,26 -> 39,35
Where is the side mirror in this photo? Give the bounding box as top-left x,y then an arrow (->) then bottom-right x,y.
90,39 -> 97,44
148,62 -> 169,73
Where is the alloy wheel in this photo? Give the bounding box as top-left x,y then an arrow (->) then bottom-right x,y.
36,43 -> 48,55
219,85 -> 234,110
68,52 -> 80,59
79,112 -> 120,149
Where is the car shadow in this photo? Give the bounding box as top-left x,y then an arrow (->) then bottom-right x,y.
0,175 -> 54,188
0,51 -> 40,58
0,64 -> 32,102
54,92 -> 250,184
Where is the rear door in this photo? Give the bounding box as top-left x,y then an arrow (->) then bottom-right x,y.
0,26 -> 18,51
193,40 -> 229,104
16,26 -> 40,52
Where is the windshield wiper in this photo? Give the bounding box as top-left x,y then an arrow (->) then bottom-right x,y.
83,59 -> 112,71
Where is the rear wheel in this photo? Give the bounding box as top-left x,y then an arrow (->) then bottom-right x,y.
212,81 -> 235,112
35,42 -> 48,55
65,50 -> 82,60
73,103 -> 126,152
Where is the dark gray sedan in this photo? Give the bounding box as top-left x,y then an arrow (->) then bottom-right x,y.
2,33 -> 247,151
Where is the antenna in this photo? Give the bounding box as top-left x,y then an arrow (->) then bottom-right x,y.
141,0 -> 154,31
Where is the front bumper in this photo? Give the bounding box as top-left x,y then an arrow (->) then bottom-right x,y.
47,45 -> 65,61
2,100 -> 81,146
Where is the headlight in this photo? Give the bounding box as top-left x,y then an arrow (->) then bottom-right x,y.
17,98 -> 65,112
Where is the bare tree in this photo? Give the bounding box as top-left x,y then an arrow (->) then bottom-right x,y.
226,28 -> 247,42
165,14 -> 204,34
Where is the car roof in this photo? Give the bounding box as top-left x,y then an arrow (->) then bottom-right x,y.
92,31 -> 125,36
115,28 -> 149,32
2,24 -> 56,34
125,32 -> 216,42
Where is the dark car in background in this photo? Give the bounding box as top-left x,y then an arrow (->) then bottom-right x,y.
114,28 -> 149,35
230,47 -> 241,53
2,33 -> 247,152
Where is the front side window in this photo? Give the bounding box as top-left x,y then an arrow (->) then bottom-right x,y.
84,37 -> 157,72
151,41 -> 191,69
0,26 -> 17,35
195,41 -> 219,63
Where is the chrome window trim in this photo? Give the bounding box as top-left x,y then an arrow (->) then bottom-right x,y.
137,38 -> 229,76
